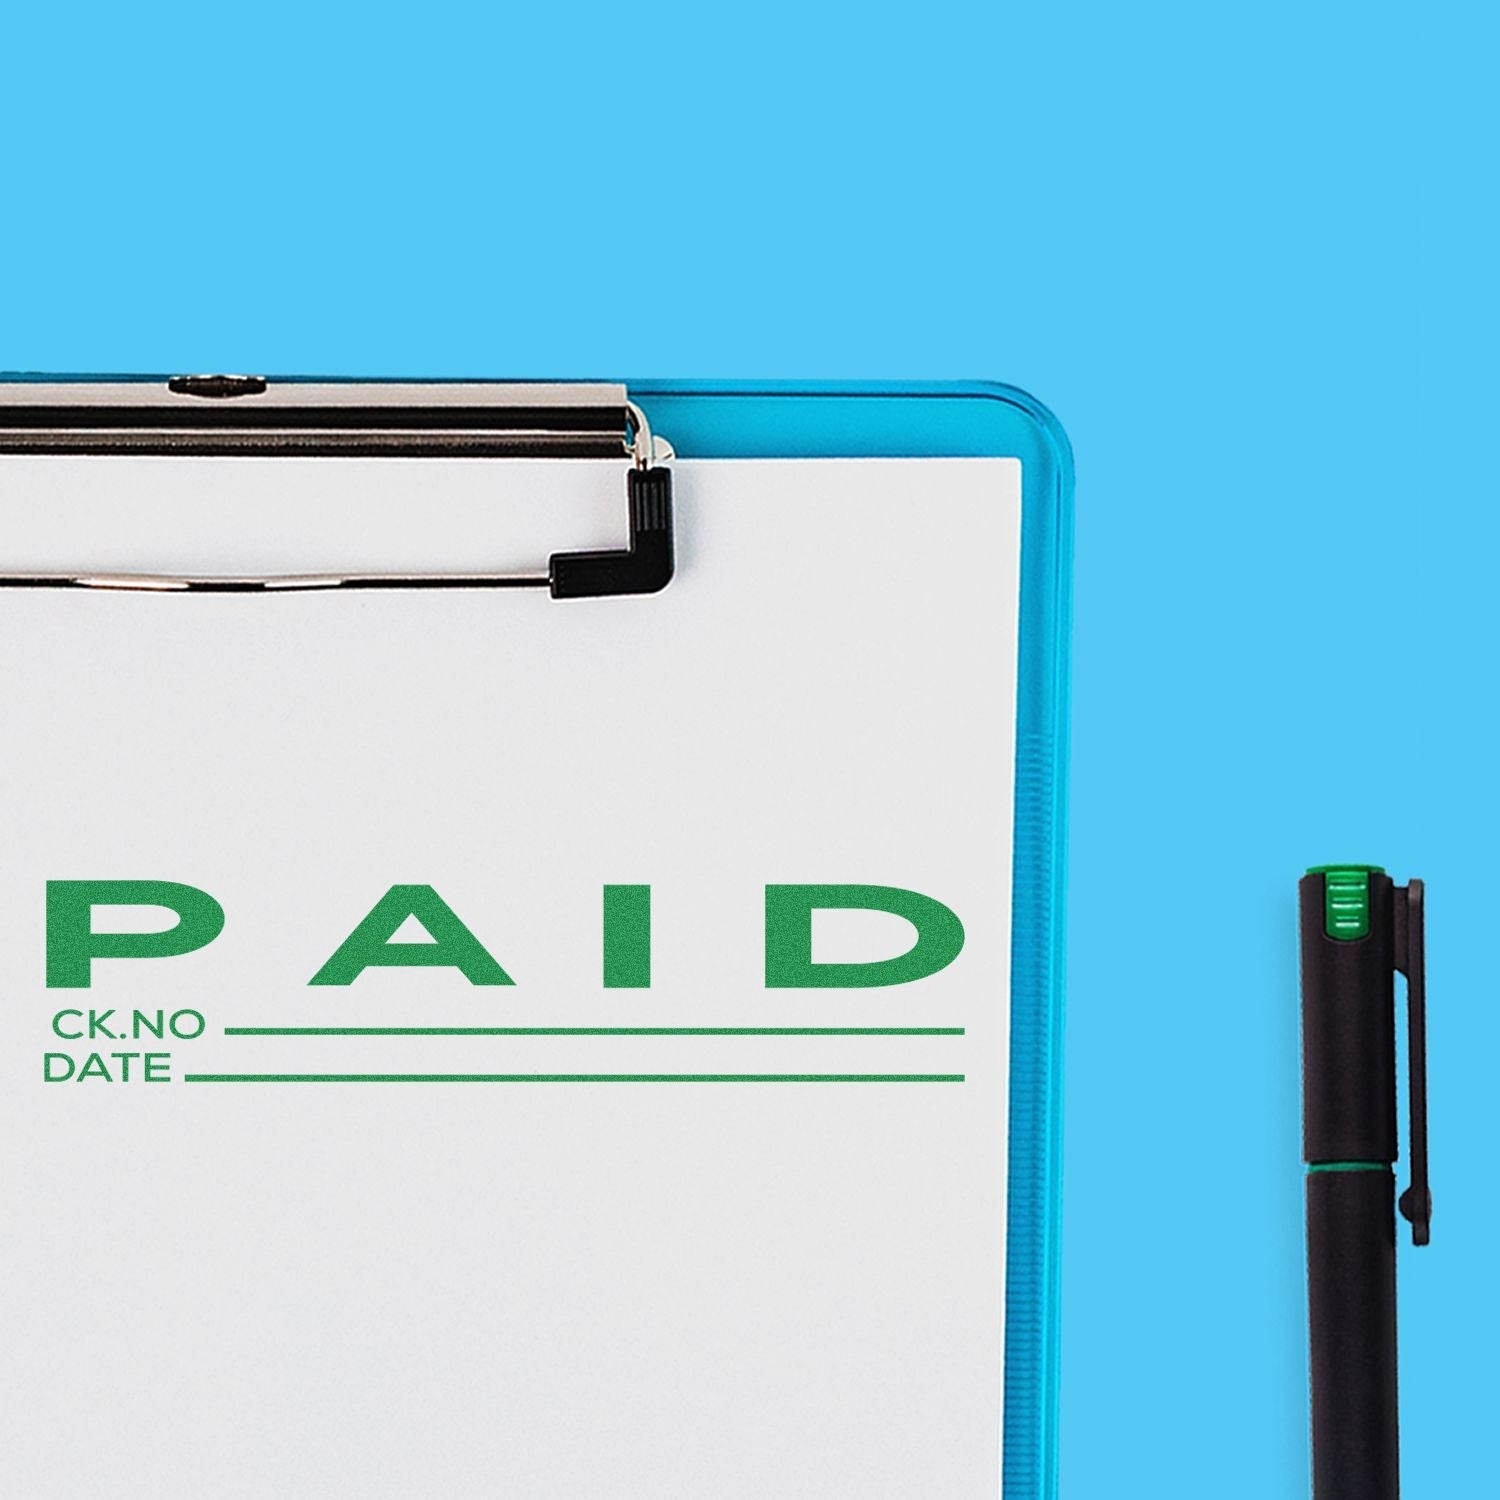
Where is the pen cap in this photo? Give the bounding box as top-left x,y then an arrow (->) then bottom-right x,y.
1299,869 -> 1398,1164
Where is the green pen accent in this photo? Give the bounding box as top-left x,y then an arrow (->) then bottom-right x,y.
1307,1161 -> 1391,1173
1307,864 -> 1385,941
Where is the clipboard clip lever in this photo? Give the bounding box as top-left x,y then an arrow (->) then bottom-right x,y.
548,403 -> 674,599
0,379 -> 676,600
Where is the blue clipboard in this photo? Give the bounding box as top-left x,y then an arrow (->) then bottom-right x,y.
0,374 -> 1072,1499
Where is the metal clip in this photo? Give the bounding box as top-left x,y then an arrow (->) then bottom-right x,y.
0,378 -> 676,599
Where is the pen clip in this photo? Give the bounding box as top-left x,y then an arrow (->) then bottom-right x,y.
1393,879 -> 1431,1245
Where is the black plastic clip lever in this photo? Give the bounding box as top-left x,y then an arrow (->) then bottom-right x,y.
548,465 -> 675,599
1393,879 -> 1431,1245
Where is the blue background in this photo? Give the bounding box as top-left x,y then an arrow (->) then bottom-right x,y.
1,3 -> 1490,1493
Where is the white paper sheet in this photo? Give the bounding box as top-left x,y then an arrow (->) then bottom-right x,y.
0,455 -> 1021,1499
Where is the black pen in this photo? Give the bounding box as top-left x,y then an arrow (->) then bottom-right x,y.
1299,866 -> 1431,1500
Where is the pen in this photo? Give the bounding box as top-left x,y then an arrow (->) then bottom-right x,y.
1299,866 -> 1430,1500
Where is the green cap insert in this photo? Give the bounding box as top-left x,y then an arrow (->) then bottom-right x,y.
1308,864 -> 1385,940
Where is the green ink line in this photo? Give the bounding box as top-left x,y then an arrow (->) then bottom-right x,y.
223,1026 -> 965,1037
184,1073 -> 965,1084
1307,1161 -> 1391,1173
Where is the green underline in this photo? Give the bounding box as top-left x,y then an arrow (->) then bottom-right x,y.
184,1073 -> 965,1084
223,1026 -> 965,1037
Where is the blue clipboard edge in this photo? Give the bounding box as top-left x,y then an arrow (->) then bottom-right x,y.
633,381 -> 1073,1500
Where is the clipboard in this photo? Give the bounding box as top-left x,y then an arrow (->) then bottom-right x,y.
0,377 -> 1071,1500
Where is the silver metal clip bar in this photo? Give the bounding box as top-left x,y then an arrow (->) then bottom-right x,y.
0,378 -> 675,598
